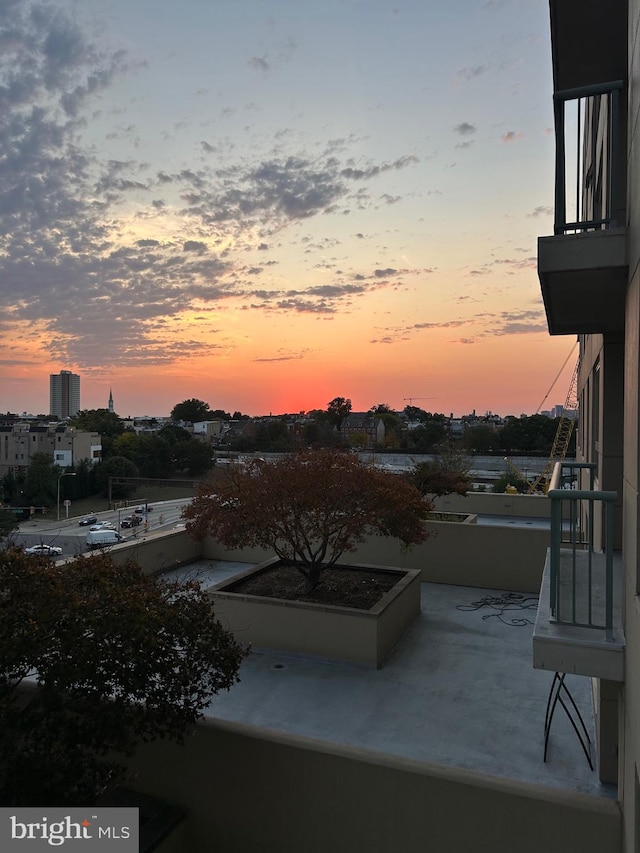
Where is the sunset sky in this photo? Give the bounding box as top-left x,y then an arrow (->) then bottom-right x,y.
0,0 -> 576,418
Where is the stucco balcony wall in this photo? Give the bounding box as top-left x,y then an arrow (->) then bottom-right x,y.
127,694 -> 620,853
202,518 -> 550,595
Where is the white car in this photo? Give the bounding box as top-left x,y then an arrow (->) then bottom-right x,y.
25,544 -> 63,557
89,522 -> 116,532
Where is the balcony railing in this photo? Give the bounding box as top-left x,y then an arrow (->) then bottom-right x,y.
553,81 -> 623,235
547,461 -> 616,639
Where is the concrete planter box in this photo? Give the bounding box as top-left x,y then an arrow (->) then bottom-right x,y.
426,511 -> 477,525
209,557 -> 421,668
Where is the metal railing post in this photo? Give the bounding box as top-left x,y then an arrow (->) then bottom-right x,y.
548,461 -> 616,635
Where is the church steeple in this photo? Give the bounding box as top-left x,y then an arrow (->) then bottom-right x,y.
108,388 -> 114,413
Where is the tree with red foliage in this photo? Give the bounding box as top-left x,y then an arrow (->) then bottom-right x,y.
184,449 -> 431,591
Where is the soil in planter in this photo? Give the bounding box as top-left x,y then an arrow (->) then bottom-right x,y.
228,564 -> 402,610
426,511 -> 468,522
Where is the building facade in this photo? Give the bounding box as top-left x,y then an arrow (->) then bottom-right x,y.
536,1 -> 640,849
49,370 -> 80,419
0,422 -> 101,475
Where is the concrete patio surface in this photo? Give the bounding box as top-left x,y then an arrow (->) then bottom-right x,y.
161,559 -> 616,800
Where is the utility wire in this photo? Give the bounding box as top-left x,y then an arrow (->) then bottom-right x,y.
535,341 -> 578,414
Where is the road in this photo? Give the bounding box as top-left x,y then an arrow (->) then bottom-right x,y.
13,498 -> 193,558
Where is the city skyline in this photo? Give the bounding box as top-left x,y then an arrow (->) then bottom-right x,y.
0,1 -> 576,417
8,375 -> 567,421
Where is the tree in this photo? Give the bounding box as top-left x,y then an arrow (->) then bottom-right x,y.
111,434 -> 173,478
68,409 -> 124,438
408,445 -> 473,499
492,471 -> 529,494
403,405 -> 428,421
158,423 -> 192,444
209,409 -> 232,420
498,414 -> 561,454
171,398 -> 211,423
254,419 -> 295,452
173,439 -> 214,476
23,453 -> 59,508
0,549 -> 247,806
0,469 -> 24,506
401,411 -> 448,452
301,420 -> 342,449
0,509 -> 18,545
370,408 -> 402,448
184,449 -> 430,592
93,456 -> 140,498
326,397 -> 352,432
463,424 -> 498,454
72,458 -> 95,501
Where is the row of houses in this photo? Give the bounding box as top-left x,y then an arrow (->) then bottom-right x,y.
0,422 -> 101,477
0,405 -> 569,475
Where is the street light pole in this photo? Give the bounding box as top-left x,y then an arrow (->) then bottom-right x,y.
57,472 -> 77,522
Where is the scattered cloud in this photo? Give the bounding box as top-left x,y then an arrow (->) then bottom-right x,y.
0,0 -> 551,387
455,65 -> 488,82
248,56 -> 269,73
253,351 -> 306,363
527,205 -> 553,218
0,2 -> 430,370
340,155 -> 419,181
370,307 -> 547,345
183,241 -> 208,253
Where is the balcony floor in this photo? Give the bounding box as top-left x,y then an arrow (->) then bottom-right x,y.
163,561 -> 616,800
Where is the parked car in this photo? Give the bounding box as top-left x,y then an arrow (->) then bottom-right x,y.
79,515 -> 98,526
86,530 -> 124,550
25,544 -> 63,557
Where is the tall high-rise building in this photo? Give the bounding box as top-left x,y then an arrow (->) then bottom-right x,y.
49,370 -> 80,419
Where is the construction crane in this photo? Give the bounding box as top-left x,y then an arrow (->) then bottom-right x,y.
528,358 -> 579,494
403,397 -> 436,406
504,357 -> 579,494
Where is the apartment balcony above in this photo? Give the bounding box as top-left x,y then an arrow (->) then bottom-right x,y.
538,79 -> 627,335
549,0 -> 627,92
538,227 -> 627,335
533,463 -> 624,682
